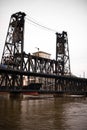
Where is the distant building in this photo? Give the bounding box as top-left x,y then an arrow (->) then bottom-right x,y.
33,51 -> 51,59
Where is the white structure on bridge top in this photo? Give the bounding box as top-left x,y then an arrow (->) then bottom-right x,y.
33,51 -> 51,59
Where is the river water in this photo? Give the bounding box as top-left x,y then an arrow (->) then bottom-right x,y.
0,94 -> 87,130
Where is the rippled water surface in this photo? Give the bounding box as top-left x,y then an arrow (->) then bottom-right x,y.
0,94 -> 87,130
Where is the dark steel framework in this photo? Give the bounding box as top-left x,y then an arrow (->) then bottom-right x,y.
0,12 -> 87,94
0,67 -> 87,95
1,12 -> 26,70
56,32 -> 71,75
1,12 -> 26,87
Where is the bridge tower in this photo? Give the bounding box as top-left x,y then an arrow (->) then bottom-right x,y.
56,31 -> 71,75
1,12 -> 26,70
0,12 -> 26,87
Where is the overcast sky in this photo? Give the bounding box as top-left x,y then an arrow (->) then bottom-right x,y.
0,0 -> 87,77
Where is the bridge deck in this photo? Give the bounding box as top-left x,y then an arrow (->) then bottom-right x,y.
0,67 -> 86,81
0,67 -> 87,95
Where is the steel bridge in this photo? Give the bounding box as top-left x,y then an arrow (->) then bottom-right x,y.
0,12 -> 87,95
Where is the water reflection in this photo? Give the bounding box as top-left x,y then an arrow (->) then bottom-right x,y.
0,94 -> 87,130
0,94 -> 21,130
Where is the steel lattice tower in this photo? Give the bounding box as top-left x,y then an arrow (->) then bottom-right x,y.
56,31 -> 71,75
1,12 -> 26,70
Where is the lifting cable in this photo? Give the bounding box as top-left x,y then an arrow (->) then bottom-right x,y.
25,14 -> 57,33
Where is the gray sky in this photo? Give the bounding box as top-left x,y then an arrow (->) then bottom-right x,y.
0,0 -> 87,77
